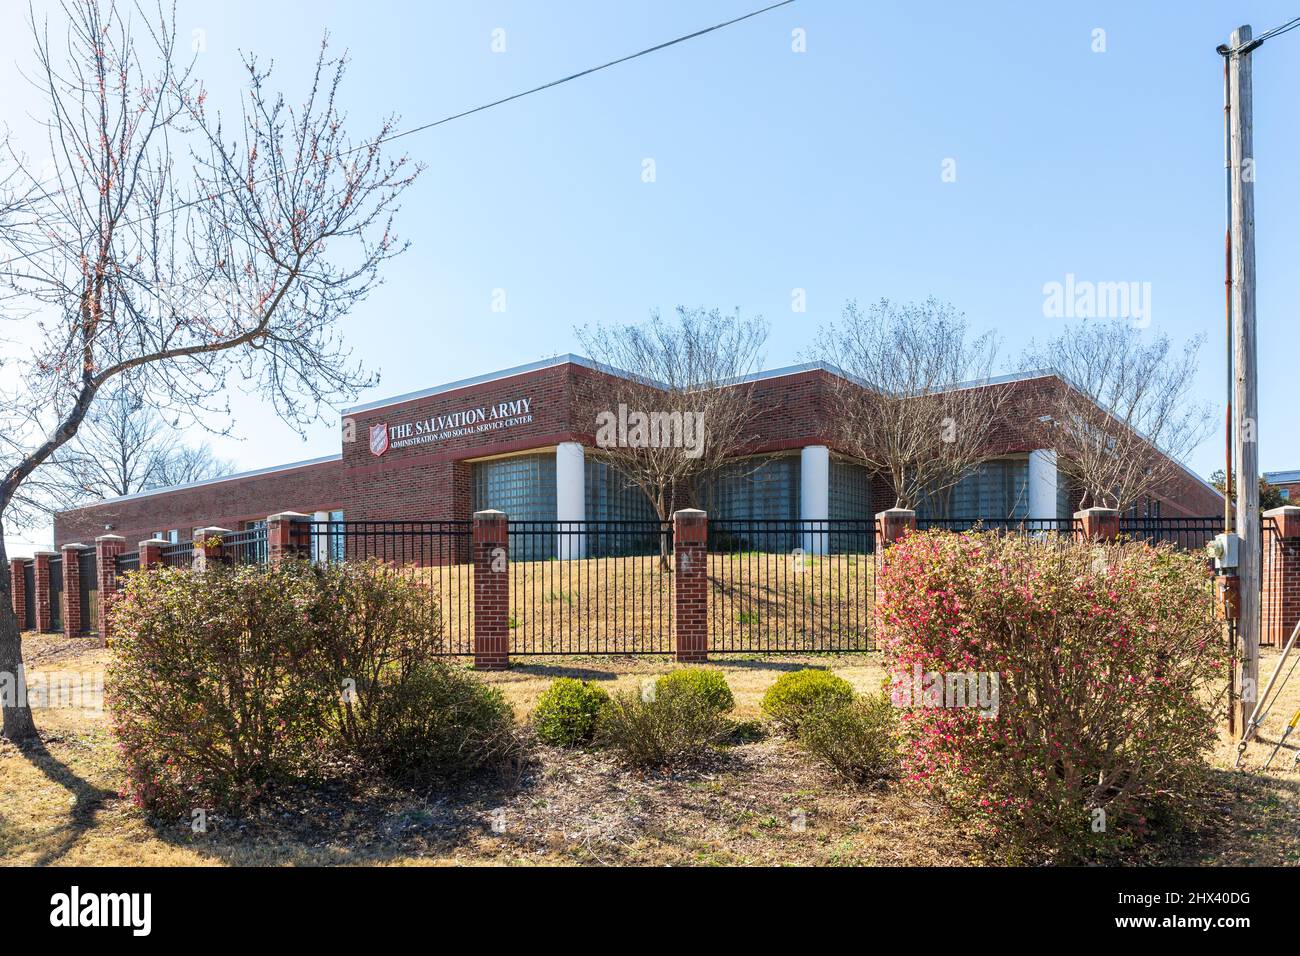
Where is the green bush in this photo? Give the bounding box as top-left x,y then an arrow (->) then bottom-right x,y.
532,678 -> 610,747
107,559 -> 518,816
598,684 -> 730,768
798,693 -> 898,785
654,668 -> 734,714
303,559 -> 447,757
368,660 -> 521,782
761,669 -> 855,734
106,563 -> 332,816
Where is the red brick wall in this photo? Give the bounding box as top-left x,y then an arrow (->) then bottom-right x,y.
54,458 -> 343,548
53,361 -> 1224,541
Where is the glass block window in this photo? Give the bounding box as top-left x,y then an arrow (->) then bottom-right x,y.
1057,472 -> 1075,521
329,509 -> 345,563
585,459 -> 657,523
472,453 -> 557,561
829,459 -> 871,520
704,456 -> 800,522
918,458 -> 1030,520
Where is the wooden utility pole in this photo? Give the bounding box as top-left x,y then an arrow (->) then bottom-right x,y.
1229,24 -> 1260,731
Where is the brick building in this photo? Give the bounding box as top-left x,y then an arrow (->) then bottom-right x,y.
1265,470 -> 1300,503
52,355 -> 1223,547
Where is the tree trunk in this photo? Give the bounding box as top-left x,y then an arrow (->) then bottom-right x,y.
0,531 -> 39,742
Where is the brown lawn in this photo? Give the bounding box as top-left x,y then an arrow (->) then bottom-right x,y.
2,631 -> 1298,867
419,551 -> 876,656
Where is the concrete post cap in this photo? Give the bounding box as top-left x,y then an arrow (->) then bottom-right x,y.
194,527 -> 233,537
94,534 -> 126,543
876,508 -> 917,519
673,508 -> 707,518
1074,507 -> 1120,518
138,538 -> 170,547
60,542 -> 89,550
1263,505 -> 1300,517
266,511 -> 311,522
32,550 -> 58,557
473,509 -> 507,518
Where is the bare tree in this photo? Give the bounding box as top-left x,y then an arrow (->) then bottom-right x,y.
47,388 -> 232,502
813,298 -> 1006,513
0,1 -> 417,742
1022,320 -> 1211,512
575,307 -> 768,569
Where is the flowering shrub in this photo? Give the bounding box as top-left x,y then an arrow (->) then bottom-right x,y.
877,531 -> 1225,862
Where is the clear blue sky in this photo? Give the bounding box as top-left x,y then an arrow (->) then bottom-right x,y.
3,0 -> 1297,554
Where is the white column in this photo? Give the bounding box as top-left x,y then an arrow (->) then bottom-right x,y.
800,445 -> 830,555
556,442 -> 586,559
1027,449 -> 1059,522
312,510 -> 330,563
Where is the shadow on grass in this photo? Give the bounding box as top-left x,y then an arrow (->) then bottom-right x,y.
148,754 -> 544,866
505,662 -> 624,681
16,735 -> 116,867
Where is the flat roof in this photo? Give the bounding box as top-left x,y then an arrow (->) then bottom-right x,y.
61,454 -> 341,509
59,355 -> 1221,512
1265,470 -> 1300,484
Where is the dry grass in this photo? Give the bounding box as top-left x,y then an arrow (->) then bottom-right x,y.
2,632 -> 1298,867
426,552 -> 875,655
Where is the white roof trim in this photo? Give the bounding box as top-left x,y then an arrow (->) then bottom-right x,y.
61,454 -> 341,509
342,354 -> 608,415
1265,470 -> 1300,484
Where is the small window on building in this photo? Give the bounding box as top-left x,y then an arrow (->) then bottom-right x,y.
1282,489 -> 1291,500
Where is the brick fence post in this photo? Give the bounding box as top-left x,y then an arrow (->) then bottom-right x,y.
95,534 -> 125,645
874,508 -> 916,605
267,512 -> 311,565
1074,507 -> 1121,543
138,538 -> 168,569
32,551 -> 55,633
61,543 -> 87,638
1263,506 -> 1300,648
9,557 -> 28,631
472,509 -> 510,670
673,508 -> 709,663
192,527 -> 232,572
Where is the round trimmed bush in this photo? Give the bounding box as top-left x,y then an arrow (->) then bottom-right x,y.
655,668 -> 734,713
532,678 -> 611,747
761,669 -> 855,733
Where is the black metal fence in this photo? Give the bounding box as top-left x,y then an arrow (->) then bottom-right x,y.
916,517 -> 1079,536
48,555 -> 63,632
160,540 -> 193,568
1119,516 -> 1220,552
78,549 -> 97,636
223,527 -> 268,566
115,551 -> 140,580
87,512 -> 1238,656
305,521 -> 473,655
708,519 -> 877,652
506,520 -> 674,654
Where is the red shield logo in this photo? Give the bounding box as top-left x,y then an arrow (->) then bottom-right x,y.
369,423 -> 390,457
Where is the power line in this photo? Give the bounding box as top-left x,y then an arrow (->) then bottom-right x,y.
0,0 -> 796,272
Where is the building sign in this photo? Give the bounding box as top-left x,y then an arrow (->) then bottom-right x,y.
370,397 -> 534,456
